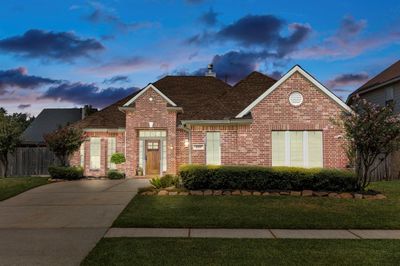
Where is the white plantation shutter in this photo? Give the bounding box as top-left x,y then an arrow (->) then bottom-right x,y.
206,132 -> 221,165
272,131 -> 285,166
107,138 -> 116,169
308,131 -> 323,167
271,131 -> 323,167
90,138 -> 101,169
290,131 -> 303,167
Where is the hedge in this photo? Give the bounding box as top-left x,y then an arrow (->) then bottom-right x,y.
48,166 -> 84,180
179,165 -> 358,192
107,170 -> 126,180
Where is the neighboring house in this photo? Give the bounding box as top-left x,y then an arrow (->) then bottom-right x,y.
21,108 -> 85,145
71,65 -> 351,177
3,108 -> 86,176
347,60 -> 400,180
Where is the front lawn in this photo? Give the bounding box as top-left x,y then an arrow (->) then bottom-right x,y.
114,181 -> 400,229
0,177 -> 49,201
82,238 -> 400,266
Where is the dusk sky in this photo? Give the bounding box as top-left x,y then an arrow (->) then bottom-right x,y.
0,0 -> 399,116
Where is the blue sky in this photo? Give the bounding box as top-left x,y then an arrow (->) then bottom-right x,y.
0,0 -> 399,115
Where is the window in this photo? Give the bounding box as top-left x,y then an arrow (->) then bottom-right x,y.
107,138 -> 116,169
90,138 -> 101,170
206,132 -> 221,165
272,131 -> 323,168
139,130 -> 166,138
80,143 -> 85,167
162,140 -> 167,172
385,86 -> 394,106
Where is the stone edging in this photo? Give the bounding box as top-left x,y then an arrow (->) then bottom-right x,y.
140,189 -> 386,200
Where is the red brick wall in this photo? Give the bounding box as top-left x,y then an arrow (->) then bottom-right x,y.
125,88 -> 178,177
70,131 -> 125,177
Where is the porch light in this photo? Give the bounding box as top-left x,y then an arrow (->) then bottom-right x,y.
149,122 -> 154,128
184,139 -> 189,147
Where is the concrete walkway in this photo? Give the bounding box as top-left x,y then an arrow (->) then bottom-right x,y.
0,178 -> 149,266
106,228 -> 400,239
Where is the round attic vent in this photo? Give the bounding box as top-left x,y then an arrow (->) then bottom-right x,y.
289,92 -> 303,106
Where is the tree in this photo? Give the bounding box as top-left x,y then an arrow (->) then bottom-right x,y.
44,127 -> 85,167
0,109 -> 30,177
339,97 -> 400,190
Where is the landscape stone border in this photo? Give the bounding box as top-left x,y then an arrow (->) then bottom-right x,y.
140,189 -> 386,200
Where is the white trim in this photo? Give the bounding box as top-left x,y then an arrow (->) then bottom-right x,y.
123,84 -> 177,107
236,65 -> 352,118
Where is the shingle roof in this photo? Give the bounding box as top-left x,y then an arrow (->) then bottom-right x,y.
226,71 -> 277,116
153,76 -> 233,121
22,108 -> 83,144
350,60 -> 400,97
73,71 -> 277,129
72,90 -> 141,129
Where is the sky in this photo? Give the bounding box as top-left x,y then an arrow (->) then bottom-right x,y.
0,0 -> 399,116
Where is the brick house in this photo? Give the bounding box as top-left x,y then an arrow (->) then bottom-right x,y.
71,65 -> 351,177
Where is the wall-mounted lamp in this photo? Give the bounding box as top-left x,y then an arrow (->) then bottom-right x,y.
184,139 -> 189,148
149,122 -> 154,128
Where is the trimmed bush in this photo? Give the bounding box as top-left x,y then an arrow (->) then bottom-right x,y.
179,165 -> 358,192
107,170 -> 125,180
48,166 -> 84,180
150,174 -> 180,189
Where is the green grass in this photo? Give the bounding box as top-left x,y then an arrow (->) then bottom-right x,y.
0,176 -> 49,201
113,181 -> 400,229
82,238 -> 400,266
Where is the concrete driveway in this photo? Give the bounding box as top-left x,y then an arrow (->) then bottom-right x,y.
0,178 -> 149,266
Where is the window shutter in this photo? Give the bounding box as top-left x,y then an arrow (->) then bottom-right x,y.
90,138 -> 101,169
272,131 -> 285,166
290,131 -> 304,167
308,131 -> 323,167
206,132 -> 221,165
80,143 -> 85,167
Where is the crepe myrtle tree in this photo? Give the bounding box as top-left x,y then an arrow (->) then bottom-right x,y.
44,126 -> 85,167
0,108 -> 30,177
339,96 -> 400,190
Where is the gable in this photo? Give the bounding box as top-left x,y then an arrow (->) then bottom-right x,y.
235,65 -> 352,118
123,84 -> 177,107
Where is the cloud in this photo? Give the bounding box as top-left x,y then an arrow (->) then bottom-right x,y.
85,4 -> 154,32
199,8 -> 218,26
293,16 -> 400,59
0,67 -> 60,94
326,72 -> 369,90
187,14 -> 311,58
0,29 -> 104,62
18,104 -> 31,109
40,82 -> 139,108
89,56 -> 153,74
103,75 -> 130,84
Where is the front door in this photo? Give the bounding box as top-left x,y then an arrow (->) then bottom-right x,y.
145,140 -> 161,175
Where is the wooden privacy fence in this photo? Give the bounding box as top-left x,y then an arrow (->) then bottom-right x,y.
0,147 -> 58,177
368,151 -> 400,181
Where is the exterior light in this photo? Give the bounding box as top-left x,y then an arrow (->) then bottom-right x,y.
184,139 -> 189,147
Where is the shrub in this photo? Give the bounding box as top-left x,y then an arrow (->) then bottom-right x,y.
48,166 -> 84,180
110,153 -> 126,165
179,165 -> 358,192
150,174 -> 180,189
107,170 -> 125,179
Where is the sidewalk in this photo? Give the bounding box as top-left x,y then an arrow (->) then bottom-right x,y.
106,228 -> 400,239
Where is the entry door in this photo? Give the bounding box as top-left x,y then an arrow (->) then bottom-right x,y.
145,140 -> 161,175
